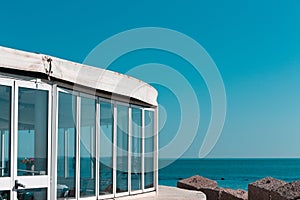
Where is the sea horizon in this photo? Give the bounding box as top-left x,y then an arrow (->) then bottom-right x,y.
158,158 -> 300,190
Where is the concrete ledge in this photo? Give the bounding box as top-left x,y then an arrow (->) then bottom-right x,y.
115,186 -> 206,200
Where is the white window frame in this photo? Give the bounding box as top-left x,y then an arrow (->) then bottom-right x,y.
142,108 -> 157,193
129,105 -> 144,195
14,79 -> 52,199
98,98 -> 115,200
78,92 -> 97,200
114,102 -> 130,198
54,87 -> 79,200
53,89 -> 158,200
0,77 -> 14,198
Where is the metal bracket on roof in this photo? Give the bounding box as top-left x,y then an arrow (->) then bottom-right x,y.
42,56 -> 53,80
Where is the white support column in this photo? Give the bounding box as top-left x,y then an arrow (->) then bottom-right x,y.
113,102 -> 117,196
141,109 -> 145,191
50,84 -> 58,200
154,108 -> 159,193
76,96 -> 81,199
95,100 -> 100,198
128,107 -> 132,193
12,81 -> 17,200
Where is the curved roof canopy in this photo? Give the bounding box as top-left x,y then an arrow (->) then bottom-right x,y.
0,46 -> 158,106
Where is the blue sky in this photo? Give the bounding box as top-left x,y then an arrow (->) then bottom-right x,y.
1,1 -> 300,158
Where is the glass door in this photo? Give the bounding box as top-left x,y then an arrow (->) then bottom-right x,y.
56,89 -> 77,199
115,104 -> 129,197
0,78 -> 13,200
143,109 -> 156,192
13,80 -> 51,200
130,107 -> 143,194
99,100 -> 114,199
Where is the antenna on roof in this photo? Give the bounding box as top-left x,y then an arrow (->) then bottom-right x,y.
43,56 -> 53,80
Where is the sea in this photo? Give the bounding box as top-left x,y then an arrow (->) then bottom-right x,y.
158,159 -> 300,190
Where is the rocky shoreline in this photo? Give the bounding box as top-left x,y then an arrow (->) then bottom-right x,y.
177,175 -> 300,200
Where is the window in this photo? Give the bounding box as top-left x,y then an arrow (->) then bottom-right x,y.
80,96 -> 96,197
131,107 -> 142,191
144,110 -> 155,189
17,88 -> 48,176
99,101 -> 114,195
0,85 -> 11,177
116,105 -> 129,193
57,92 -> 76,198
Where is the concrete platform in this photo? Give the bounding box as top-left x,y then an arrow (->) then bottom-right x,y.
115,186 -> 206,200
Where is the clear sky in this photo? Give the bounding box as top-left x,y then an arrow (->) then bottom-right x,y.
1,1 -> 300,158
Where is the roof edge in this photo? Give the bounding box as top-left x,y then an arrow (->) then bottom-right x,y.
0,46 -> 158,106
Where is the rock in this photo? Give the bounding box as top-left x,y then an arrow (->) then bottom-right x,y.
248,177 -> 287,200
201,187 -> 221,200
271,181 -> 300,200
177,175 -> 247,200
177,175 -> 218,191
220,188 -> 248,200
221,178 -> 225,180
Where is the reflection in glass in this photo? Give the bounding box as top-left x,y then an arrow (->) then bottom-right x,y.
116,105 -> 129,193
17,188 -> 47,200
0,190 -> 10,200
99,102 -> 113,195
57,92 -> 76,198
17,88 -> 48,176
80,97 -> 96,197
0,85 -> 11,177
144,110 -> 154,189
131,108 -> 142,191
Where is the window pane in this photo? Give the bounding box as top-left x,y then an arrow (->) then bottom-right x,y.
0,190 -> 10,199
17,87 -> 48,176
116,105 -> 128,193
99,101 -> 113,195
0,85 -> 11,177
144,110 -> 154,189
80,97 -> 96,197
57,92 -> 76,198
17,188 -> 47,200
131,108 -> 142,191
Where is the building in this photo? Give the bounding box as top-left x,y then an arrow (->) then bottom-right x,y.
0,46 -> 158,200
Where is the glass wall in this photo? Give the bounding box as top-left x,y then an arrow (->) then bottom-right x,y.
80,97 -> 96,197
0,76 -> 156,199
55,89 -> 156,199
116,105 -> 129,193
0,85 -> 11,178
99,102 -> 114,195
17,88 -> 48,176
57,92 -> 76,198
144,110 -> 155,189
131,108 -> 142,191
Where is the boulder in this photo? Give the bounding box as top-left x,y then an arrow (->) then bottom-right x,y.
248,177 -> 287,200
271,181 -> 300,200
220,188 -> 248,200
201,187 -> 221,200
177,175 -> 218,191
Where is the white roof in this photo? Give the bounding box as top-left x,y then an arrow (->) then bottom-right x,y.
0,46 -> 158,106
